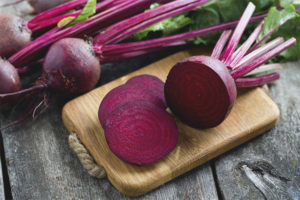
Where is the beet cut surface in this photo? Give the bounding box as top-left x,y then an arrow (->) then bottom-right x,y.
165,56 -> 236,128
98,83 -> 165,126
126,74 -> 166,107
104,100 -> 178,165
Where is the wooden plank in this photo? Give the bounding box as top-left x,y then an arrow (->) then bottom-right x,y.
62,50 -> 279,196
214,60 -> 300,200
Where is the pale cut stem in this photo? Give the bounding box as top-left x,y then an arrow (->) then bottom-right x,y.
221,2 -> 256,63
248,24 -> 282,53
211,30 -> 232,59
235,37 -> 284,68
231,38 -> 296,79
229,21 -> 264,67
236,72 -> 280,88
244,63 -> 282,77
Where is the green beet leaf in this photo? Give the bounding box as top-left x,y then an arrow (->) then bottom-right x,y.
58,0 -> 96,28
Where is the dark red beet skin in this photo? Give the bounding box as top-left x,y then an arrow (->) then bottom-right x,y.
0,14 -> 31,58
104,100 -> 178,165
0,59 -> 21,110
43,38 -> 101,94
126,74 -> 166,107
165,56 -> 237,128
98,83 -> 165,126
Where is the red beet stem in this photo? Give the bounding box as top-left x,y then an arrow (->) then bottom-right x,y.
9,0 -> 151,68
228,21 -> 264,67
93,0 -> 210,46
248,24 -> 284,54
97,20 -> 242,57
98,9 -> 270,61
29,0 -> 88,24
99,47 -> 169,63
211,30 -> 232,59
29,0 -> 121,32
231,38 -> 296,79
244,63 -> 282,77
221,3 -> 255,64
248,7 -> 299,54
0,84 -> 47,98
236,72 -> 280,88
235,37 -> 284,69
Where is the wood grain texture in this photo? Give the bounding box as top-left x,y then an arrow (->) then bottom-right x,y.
214,60 -> 300,200
62,50 -> 280,197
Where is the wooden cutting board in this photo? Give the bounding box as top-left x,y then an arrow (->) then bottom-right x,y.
62,49 -> 280,197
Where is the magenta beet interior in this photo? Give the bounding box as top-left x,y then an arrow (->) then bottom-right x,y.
104,100 -> 178,165
126,74 -> 167,107
98,83 -> 165,126
165,56 -> 236,128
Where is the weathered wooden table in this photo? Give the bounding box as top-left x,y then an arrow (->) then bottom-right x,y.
0,2 -> 299,200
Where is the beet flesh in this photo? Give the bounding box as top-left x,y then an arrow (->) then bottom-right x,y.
0,14 -> 31,58
98,83 -> 165,126
28,0 -> 71,13
126,74 -> 166,107
0,59 -> 21,110
165,56 -> 237,128
104,100 -> 178,165
43,38 -> 101,94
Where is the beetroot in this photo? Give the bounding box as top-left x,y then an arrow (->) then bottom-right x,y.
43,38 -> 100,94
0,14 -> 31,58
0,59 -> 21,110
164,2 -> 296,129
126,74 -> 166,107
104,100 -> 178,165
98,83 -> 165,126
165,56 -> 236,128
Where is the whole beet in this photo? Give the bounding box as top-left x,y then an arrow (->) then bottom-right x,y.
0,59 -> 21,110
43,38 -> 101,94
0,14 -> 32,58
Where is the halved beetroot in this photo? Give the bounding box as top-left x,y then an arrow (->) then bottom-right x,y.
98,83 -> 165,126
126,74 -> 166,107
104,100 -> 178,165
164,56 -> 237,128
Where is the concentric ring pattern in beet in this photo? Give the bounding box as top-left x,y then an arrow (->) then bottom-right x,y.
104,100 -> 178,165
98,83 -> 165,126
165,56 -> 236,129
126,74 -> 166,107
